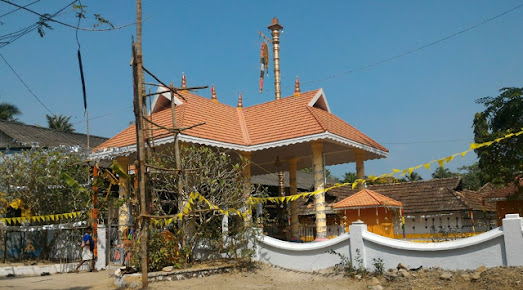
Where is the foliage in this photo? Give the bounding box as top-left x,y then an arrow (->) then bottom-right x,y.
46,114 -> 75,133
303,168 -> 340,182
0,101 -> 21,121
372,257 -> 384,275
457,163 -> 482,190
473,87 -> 523,185
33,4 -> 115,37
0,148 -> 88,216
406,172 -> 423,182
328,249 -> 356,277
132,228 -> 186,272
147,145 -> 261,265
342,172 -> 357,184
431,167 -> 458,179
327,249 -> 368,277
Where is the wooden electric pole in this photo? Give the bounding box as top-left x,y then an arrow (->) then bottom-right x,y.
132,0 -> 148,287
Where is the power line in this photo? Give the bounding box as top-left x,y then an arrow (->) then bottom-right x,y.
0,0 -> 39,19
0,52 -> 54,115
0,0 -> 135,32
299,2 -> 523,88
224,2 -> 523,98
0,0 -> 76,49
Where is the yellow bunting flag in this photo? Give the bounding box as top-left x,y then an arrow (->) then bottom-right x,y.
437,159 -> 445,168
423,162 -> 431,170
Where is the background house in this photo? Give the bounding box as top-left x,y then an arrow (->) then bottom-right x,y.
298,177 -> 497,240
0,120 -> 107,153
483,176 -> 523,226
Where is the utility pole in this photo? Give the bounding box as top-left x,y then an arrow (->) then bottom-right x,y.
132,0 -> 148,287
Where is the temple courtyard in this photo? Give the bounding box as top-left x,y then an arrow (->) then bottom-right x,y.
1,262 -> 521,289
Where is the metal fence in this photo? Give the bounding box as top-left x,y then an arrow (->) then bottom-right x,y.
1,221 -> 87,266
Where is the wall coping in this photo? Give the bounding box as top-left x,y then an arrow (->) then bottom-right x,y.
362,227 -> 504,251
256,233 -> 350,251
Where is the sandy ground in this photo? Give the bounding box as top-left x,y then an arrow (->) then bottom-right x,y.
149,263 -> 367,290
1,263 -> 522,290
0,270 -> 113,290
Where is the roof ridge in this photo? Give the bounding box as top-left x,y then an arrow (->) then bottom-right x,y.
364,189 -> 384,204
236,108 -> 251,145
307,106 -> 327,131
446,187 -> 471,210
245,89 -> 321,110
369,177 -> 461,188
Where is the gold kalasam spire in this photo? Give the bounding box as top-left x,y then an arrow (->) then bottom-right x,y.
267,18 -> 283,100
181,73 -> 187,89
294,76 -> 301,97
237,93 -> 243,108
211,84 -> 218,103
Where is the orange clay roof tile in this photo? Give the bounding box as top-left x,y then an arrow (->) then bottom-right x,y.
94,89 -> 388,153
333,189 -> 403,208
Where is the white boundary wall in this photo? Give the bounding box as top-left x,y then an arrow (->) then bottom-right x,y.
253,214 -> 523,271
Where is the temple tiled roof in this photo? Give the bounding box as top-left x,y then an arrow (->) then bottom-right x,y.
93,89 -> 388,155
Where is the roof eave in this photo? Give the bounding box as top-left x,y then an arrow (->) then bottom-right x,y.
90,131 -> 389,161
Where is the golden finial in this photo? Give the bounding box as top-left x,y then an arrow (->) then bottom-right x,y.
181,73 -> 187,88
237,93 -> 243,108
294,76 -> 301,97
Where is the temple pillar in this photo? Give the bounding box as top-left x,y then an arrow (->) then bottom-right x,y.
312,140 -> 328,241
288,158 -> 299,240
116,156 -> 130,240
355,149 -> 365,191
241,152 -> 252,225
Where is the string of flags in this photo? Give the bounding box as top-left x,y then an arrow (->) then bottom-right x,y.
150,192 -> 247,226
149,128 -> 522,223
3,129 -> 521,225
1,211 -> 82,225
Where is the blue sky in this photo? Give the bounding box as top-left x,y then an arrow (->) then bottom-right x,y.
0,1 -> 522,180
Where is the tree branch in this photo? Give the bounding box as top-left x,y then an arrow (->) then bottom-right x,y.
0,0 -> 139,32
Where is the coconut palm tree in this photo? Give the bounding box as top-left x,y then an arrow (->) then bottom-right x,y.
46,114 -> 75,133
406,172 -> 423,182
0,102 -> 21,121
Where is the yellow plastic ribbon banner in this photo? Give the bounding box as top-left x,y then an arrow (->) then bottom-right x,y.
120,128 -> 523,225
1,211 -> 82,225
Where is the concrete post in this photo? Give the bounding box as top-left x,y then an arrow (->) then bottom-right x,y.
355,150 -> 365,191
312,140 -> 327,241
95,224 -> 106,270
222,214 -> 229,244
241,152 -> 252,225
502,213 -> 523,266
349,220 -> 367,269
288,158 -> 299,239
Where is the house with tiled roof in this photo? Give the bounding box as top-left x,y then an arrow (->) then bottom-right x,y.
297,177 -> 497,239
0,120 -> 107,153
484,176 -> 523,226
91,78 -> 389,241
332,189 -> 402,238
